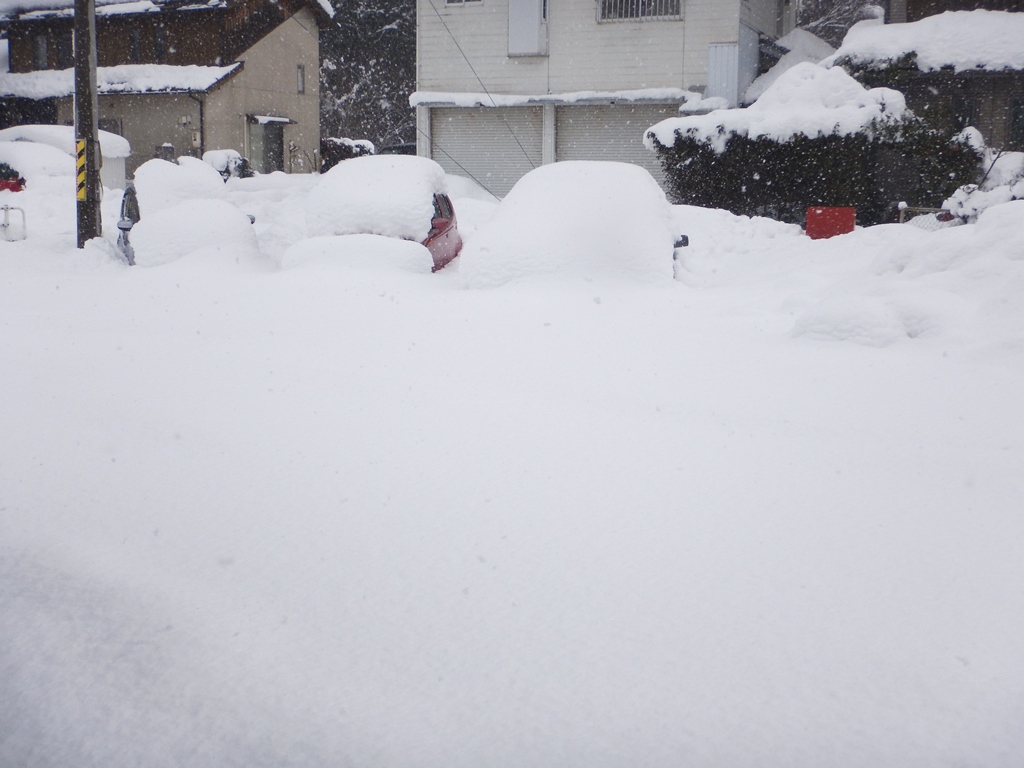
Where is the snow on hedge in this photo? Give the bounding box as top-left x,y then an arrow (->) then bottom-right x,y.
646,62 -> 908,154
745,28 -> 836,104
827,10 -> 1024,72
305,155 -> 447,243
457,161 -> 677,287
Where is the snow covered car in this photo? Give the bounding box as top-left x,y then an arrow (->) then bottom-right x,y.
305,154 -> 463,272
457,161 -> 680,286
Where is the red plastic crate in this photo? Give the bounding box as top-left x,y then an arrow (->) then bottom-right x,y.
805,206 -> 855,240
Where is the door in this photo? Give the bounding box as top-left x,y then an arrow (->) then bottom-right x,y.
430,106 -> 543,197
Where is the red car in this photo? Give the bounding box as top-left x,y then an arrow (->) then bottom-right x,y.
306,154 -> 464,272
424,192 -> 463,271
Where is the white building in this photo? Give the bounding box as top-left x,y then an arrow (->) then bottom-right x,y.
415,0 -> 797,195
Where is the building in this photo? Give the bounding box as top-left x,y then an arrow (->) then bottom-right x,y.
832,7 -> 1024,150
415,0 -> 796,196
0,0 -> 331,177
888,0 -> 1024,22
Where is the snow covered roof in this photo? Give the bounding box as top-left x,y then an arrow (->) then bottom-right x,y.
0,63 -> 241,98
645,62 -> 908,154
411,88 -> 694,108
0,0 -> 225,20
0,0 -> 331,21
827,10 -> 1024,73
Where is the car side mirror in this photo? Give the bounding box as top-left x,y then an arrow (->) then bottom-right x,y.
117,218 -> 135,232
431,217 -> 451,231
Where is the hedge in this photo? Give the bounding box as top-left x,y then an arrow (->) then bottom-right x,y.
648,115 -> 980,225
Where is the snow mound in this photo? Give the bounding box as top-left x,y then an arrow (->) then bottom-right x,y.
0,124 -> 130,158
130,198 -> 259,267
458,161 -> 677,287
132,156 -> 225,216
279,234 -> 433,273
305,155 -> 446,242
669,205 -> 804,287
793,201 -> 1024,346
793,294 -> 935,346
828,10 -> 1024,73
0,139 -> 73,177
647,63 -> 907,154
444,173 -> 500,203
745,29 -> 836,104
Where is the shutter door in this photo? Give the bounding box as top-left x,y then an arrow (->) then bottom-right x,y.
430,106 -> 543,197
555,103 -> 677,189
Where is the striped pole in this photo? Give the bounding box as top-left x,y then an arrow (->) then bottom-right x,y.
76,139 -> 87,202
74,0 -> 101,247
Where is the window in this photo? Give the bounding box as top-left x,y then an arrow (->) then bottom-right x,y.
56,29 -> 73,69
445,0 -> 482,5
600,0 -> 681,21
297,64 -> 305,94
99,117 -> 123,136
33,34 -> 48,70
154,25 -> 167,63
129,28 -> 141,63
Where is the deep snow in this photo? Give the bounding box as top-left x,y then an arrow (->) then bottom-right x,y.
1,156 -> 1023,768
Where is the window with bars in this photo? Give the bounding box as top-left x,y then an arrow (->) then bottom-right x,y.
600,0 -> 681,20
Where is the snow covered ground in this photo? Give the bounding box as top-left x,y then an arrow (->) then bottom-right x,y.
1,158 -> 1023,768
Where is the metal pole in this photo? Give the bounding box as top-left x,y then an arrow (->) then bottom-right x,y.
74,0 -> 101,247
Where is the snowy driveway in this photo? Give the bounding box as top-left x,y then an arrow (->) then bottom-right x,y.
1,173 -> 1023,767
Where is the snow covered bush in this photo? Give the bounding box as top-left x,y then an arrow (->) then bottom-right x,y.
320,137 -> 376,173
937,148 -> 1024,222
0,162 -> 22,182
646,63 -> 980,225
203,149 -> 253,181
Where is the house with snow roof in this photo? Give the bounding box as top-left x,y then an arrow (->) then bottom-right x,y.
413,0 -> 799,196
831,6 -> 1024,150
0,0 -> 331,176
888,0 -> 1024,22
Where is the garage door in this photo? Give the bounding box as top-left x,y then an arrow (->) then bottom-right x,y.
430,106 -> 543,197
555,103 -> 677,188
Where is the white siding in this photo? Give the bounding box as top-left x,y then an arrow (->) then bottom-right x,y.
430,106 -> 543,196
707,43 -> 739,105
555,103 -> 675,186
418,0 -> 742,95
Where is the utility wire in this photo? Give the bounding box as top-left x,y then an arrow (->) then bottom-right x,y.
424,0 -> 538,171
414,123 -> 500,200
